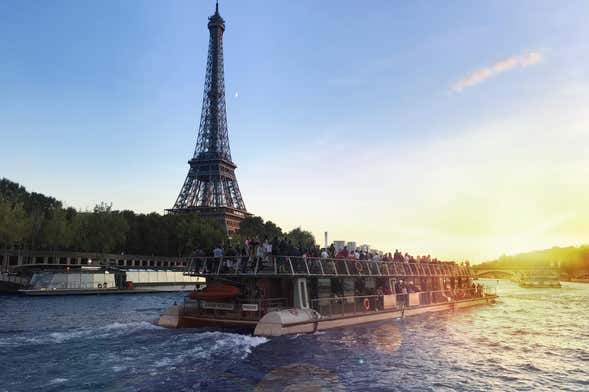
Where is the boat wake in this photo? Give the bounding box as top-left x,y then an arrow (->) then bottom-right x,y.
1,322 -> 269,391
0,321 -> 160,346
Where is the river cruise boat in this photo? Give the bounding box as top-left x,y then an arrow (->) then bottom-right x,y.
159,256 -> 497,336
11,267 -> 203,296
1,250 -> 203,295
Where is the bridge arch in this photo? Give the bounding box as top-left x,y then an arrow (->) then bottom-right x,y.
475,270 -> 516,279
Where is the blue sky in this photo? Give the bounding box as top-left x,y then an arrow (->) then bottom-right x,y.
1,0 -> 588,261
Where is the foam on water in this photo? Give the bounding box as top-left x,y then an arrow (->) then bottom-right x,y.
48,378 -> 68,385
0,320 -> 162,346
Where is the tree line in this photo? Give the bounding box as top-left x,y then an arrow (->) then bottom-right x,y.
476,246 -> 589,276
0,178 -> 315,257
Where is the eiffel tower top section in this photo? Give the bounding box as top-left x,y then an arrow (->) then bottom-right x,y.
194,1 -> 231,163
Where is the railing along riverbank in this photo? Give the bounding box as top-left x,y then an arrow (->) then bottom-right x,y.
1,249 -> 190,272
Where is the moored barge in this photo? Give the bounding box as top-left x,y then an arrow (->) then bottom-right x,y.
159,256 -> 497,336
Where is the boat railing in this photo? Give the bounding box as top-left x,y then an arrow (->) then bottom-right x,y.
310,287 -> 494,319
185,256 -> 475,279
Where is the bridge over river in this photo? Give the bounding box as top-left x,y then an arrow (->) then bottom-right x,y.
473,266 -> 561,279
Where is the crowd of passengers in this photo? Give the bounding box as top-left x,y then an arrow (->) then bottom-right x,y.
192,239 -> 473,275
194,239 -> 471,265
192,239 -> 486,305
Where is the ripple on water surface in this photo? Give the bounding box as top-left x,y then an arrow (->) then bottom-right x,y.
0,281 -> 588,391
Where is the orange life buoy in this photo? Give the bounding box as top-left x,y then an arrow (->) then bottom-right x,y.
355,261 -> 364,274
363,298 -> 370,311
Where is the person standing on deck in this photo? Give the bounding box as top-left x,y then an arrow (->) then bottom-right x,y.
208,246 -> 222,273
328,243 -> 336,258
213,246 -> 223,258
262,238 -> 272,261
336,246 -> 349,259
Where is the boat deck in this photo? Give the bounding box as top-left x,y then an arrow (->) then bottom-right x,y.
185,256 -> 474,279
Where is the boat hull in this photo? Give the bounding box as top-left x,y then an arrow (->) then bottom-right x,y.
255,296 -> 495,336
159,295 -> 497,336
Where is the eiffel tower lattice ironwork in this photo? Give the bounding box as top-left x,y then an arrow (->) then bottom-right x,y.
168,3 -> 249,233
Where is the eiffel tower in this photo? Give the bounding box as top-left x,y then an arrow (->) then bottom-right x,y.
168,2 -> 249,234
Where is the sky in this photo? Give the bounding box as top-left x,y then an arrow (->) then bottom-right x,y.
1,0 -> 588,262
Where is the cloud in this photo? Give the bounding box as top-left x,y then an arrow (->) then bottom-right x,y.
451,52 -> 542,93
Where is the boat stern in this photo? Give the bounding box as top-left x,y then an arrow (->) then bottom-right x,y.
158,304 -> 183,329
254,308 -> 319,337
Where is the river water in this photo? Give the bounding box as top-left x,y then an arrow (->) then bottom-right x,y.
0,280 -> 587,391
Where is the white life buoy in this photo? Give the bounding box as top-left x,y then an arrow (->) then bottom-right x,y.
363,298 -> 370,311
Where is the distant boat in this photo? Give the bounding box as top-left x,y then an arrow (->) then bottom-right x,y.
518,266 -> 561,288
7,267 -> 203,296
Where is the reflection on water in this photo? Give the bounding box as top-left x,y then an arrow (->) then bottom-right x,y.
370,323 -> 402,354
0,280 -> 588,391
255,363 -> 344,392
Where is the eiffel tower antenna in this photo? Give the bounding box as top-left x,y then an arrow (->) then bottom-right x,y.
168,3 -> 250,234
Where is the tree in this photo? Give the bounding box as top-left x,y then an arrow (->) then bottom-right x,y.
0,198 -> 31,249
236,216 -> 284,241
236,216 -> 265,239
175,215 -> 225,256
286,227 -> 316,250
264,220 -> 283,239
71,203 -> 129,253
41,208 -> 72,251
